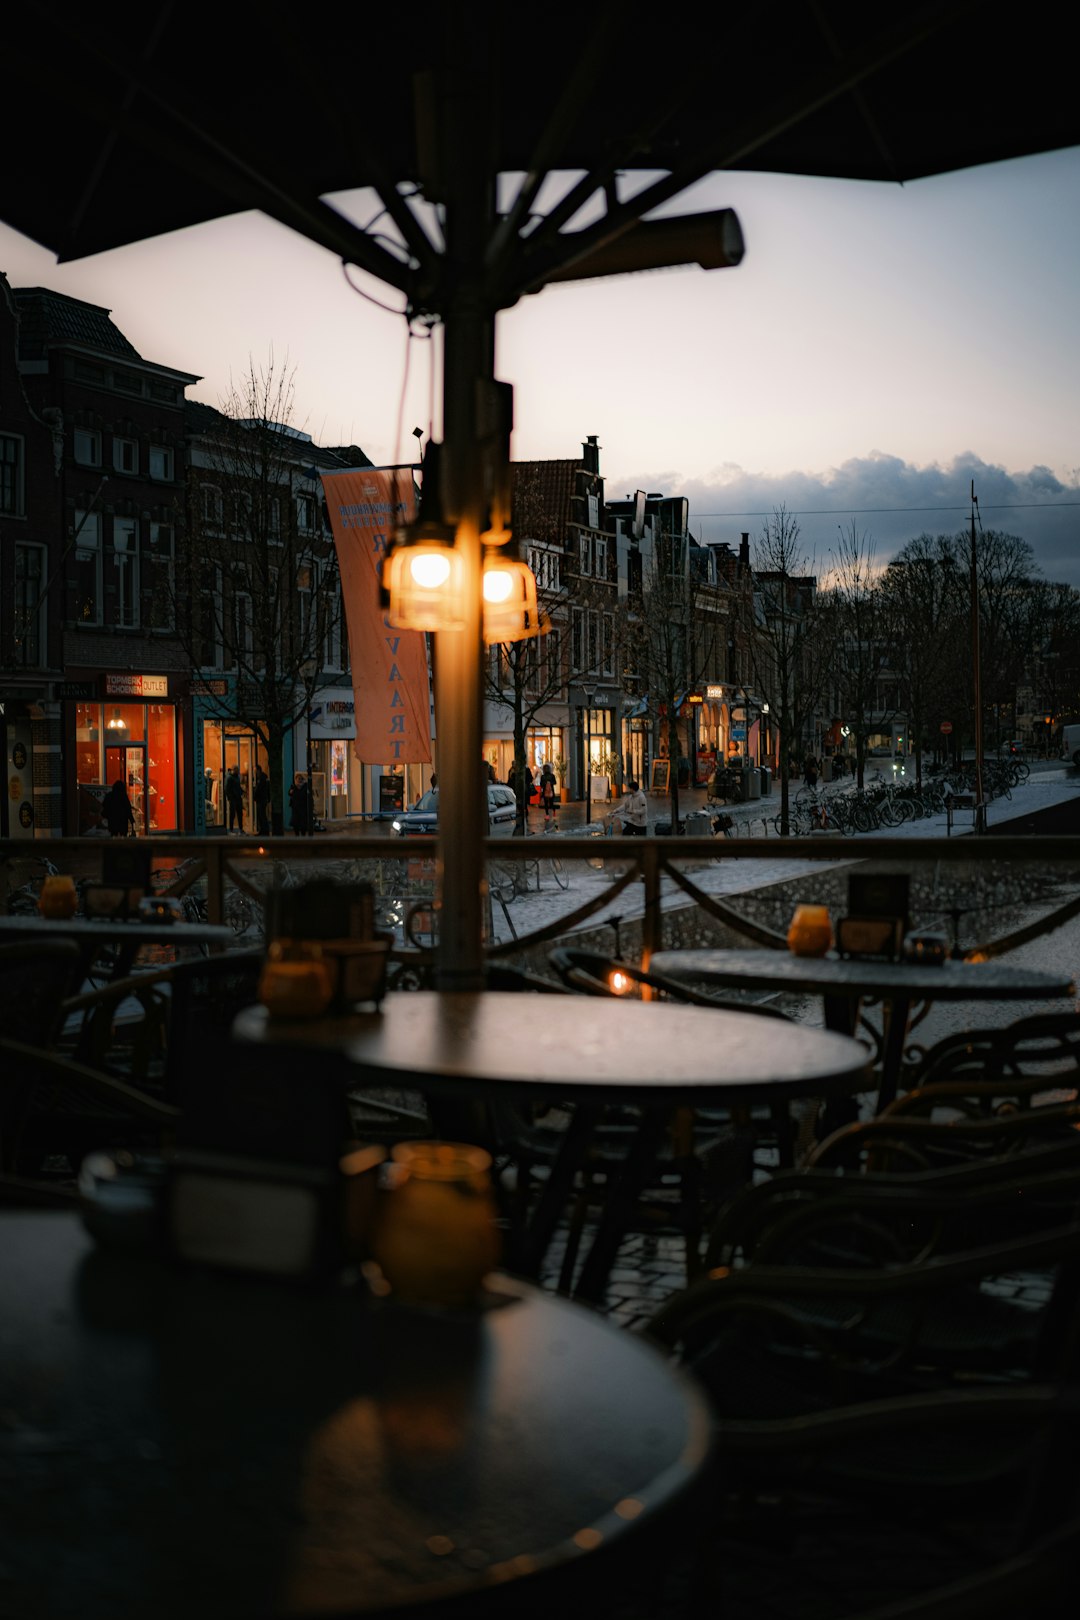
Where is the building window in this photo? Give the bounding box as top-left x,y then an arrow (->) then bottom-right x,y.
113,369 -> 144,396
113,437 -> 138,475
148,522 -> 175,630
233,591 -> 254,665
200,484 -> 223,529
268,496 -> 281,540
113,517 -> 140,628
73,509 -> 102,625
74,427 -> 101,467
14,543 -> 46,666
149,445 -> 173,481
528,545 -> 561,593
587,493 -> 599,528
198,566 -> 221,667
570,607 -> 613,677
0,434 -> 24,516
230,492 -> 251,539
296,492 -> 316,532
323,584 -> 343,671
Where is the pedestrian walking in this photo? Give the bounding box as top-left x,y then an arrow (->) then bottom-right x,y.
103,778 -> 136,837
225,765 -> 245,832
289,771 -> 311,837
540,763 -> 557,826
803,752 -> 819,791
254,765 -> 271,835
620,778 -> 648,836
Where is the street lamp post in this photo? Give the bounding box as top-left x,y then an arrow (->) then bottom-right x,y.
582,684 -> 594,825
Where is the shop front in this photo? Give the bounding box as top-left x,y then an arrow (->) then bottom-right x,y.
69,673 -> 182,836
696,684 -> 728,785
304,688 -> 357,823
482,699 -> 567,797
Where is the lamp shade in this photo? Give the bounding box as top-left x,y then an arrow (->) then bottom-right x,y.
383,522 -> 466,632
482,553 -> 547,644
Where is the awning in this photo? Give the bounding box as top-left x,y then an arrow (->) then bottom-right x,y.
623,696 -> 649,719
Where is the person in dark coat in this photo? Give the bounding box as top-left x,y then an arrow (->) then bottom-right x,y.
225,765 -> 245,832
289,771 -> 311,837
540,763 -> 557,823
803,752 -> 820,791
103,778 -> 136,837
254,766 -> 271,835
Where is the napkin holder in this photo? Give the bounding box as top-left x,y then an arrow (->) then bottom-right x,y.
837,872 -> 909,961
835,915 -> 905,962
266,878 -> 390,1010
84,846 -> 154,920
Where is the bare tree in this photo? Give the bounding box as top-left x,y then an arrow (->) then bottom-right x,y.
742,505 -> 831,835
825,521 -> 897,788
172,358 -> 342,833
879,534 -> 967,781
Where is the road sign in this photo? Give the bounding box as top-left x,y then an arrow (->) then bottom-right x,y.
940,721 -> 953,734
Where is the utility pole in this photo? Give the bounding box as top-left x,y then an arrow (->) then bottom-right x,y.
970,481 -> 985,833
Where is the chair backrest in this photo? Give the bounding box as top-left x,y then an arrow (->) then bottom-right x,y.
0,939 -> 83,1047
162,950 -> 265,1102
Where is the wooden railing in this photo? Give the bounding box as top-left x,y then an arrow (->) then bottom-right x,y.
5,833 -> 1080,984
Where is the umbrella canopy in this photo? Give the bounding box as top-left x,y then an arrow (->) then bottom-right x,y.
4,3 -> 1077,279
6,1 -> 1076,986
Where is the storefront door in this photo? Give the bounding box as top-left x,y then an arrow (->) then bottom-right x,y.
223,734 -> 256,830
105,744 -> 147,835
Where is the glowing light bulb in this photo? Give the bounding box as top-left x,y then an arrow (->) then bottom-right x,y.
410,552 -> 451,589
483,567 -> 514,604
609,970 -> 631,995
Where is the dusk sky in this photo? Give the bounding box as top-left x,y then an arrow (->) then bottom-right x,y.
3,143 -> 1077,582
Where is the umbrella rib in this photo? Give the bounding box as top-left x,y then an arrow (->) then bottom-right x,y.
509,1 -> 972,303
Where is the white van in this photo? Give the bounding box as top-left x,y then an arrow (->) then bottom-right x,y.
1062,724 -> 1080,766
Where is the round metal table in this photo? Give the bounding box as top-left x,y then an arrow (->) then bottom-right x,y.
650,948 -> 1076,1107
0,1211 -> 711,1619
235,992 -> 870,1301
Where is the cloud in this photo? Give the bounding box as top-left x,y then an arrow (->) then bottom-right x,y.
609,452 -> 1080,585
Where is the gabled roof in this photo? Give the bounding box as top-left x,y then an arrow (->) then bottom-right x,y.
512,458 -> 583,545
322,443 -> 373,469
13,287 -> 142,361
184,401 -> 372,470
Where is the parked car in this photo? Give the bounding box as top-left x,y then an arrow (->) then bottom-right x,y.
392,784 -> 519,836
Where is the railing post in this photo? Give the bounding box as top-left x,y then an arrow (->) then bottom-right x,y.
640,838 -> 664,974
204,840 -> 225,927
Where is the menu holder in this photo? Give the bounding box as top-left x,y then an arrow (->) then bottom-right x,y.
837,872 -> 909,961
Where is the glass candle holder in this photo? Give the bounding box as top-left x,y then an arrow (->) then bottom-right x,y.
370,1141 -> 501,1309
257,939 -> 334,1019
787,903 -> 833,957
38,873 -> 78,919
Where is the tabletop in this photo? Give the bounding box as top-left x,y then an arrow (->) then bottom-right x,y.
234,989 -> 871,1107
0,1212 -> 711,1619
0,913 -> 234,950
649,948 -> 1076,1004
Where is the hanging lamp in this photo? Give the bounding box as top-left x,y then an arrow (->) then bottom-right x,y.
382,442 -> 465,632
481,543 -> 548,644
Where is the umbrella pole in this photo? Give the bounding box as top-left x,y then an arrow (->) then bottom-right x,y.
434,41 -> 496,990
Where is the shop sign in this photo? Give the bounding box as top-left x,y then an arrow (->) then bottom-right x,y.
191,678 -> 229,697
705,684 -> 725,701
731,724 -> 747,740
309,695 -> 356,737
104,673 -> 169,698
57,680 -> 97,700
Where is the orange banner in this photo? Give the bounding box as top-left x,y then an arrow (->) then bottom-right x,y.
321,466 -> 432,765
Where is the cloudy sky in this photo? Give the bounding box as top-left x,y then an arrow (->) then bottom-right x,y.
2,143 -> 1077,581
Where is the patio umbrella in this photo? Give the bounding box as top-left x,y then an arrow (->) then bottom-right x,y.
5,1 -> 1077,985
